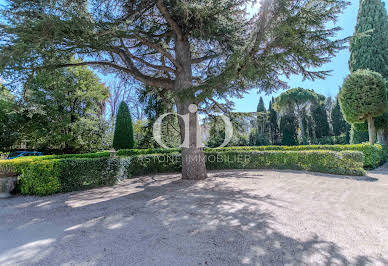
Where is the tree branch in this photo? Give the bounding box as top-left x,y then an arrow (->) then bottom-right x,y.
192,54 -> 218,64
114,48 -> 174,90
133,34 -> 182,71
119,38 -> 176,74
156,0 -> 184,41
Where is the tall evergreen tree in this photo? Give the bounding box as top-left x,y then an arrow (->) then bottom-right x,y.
280,114 -> 298,146
274,88 -> 321,145
0,0 -> 350,179
349,0 -> 388,79
257,97 -> 266,112
331,98 -> 349,136
311,103 -> 330,138
268,100 -> 279,145
113,102 -> 134,150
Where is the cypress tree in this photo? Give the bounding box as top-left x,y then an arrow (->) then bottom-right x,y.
112,101 -> 134,150
349,0 -> 388,79
331,99 -> 349,136
280,114 -> 298,146
268,100 -> 279,145
311,103 -> 330,138
257,97 -> 266,112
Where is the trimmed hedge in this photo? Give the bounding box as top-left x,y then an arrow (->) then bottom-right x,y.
16,158 -> 120,196
126,151 -> 365,177
119,144 -> 386,169
206,144 -> 387,169
0,144 -> 381,196
206,151 -> 365,176
117,148 -> 180,157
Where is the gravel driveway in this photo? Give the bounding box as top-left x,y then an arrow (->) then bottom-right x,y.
1,164 -> 388,266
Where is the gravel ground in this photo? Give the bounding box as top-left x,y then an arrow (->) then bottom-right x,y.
1,164 -> 388,266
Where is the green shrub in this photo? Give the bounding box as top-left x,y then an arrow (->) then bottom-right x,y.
205,151 -> 365,176
123,150 -> 365,178
313,134 -> 348,145
58,158 -> 119,192
5,157 -> 120,196
20,160 -> 61,196
117,148 -> 180,157
206,144 -> 386,169
125,153 -> 181,176
0,144 -> 380,196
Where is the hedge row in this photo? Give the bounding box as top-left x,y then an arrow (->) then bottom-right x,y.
8,144 -> 385,170
0,149 -> 366,196
206,144 -> 387,169
127,150 -> 365,177
1,158 -> 120,196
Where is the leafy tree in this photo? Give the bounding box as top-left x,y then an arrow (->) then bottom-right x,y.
280,114 -> 298,146
0,85 -> 19,150
311,103 -> 330,138
0,0 -> 350,179
331,98 -> 349,136
339,69 -> 387,145
274,88 -> 321,144
113,102 -> 134,150
349,0 -> 388,79
137,86 -> 180,149
22,65 -> 109,153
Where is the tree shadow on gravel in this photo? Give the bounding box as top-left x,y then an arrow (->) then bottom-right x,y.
0,173 -> 385,265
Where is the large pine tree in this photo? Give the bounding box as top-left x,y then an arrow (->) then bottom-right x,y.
349,0 -> 388,79
113,102 -> 134,150
0,0 -> 350,179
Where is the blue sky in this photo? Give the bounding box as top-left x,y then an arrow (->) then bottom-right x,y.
236,0 -> 388,111
1,0 -> 387,112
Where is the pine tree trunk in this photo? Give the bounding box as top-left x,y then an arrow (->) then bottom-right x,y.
174,39 -> 207,180
296,113 -> 306,145
367,116 -> 375,145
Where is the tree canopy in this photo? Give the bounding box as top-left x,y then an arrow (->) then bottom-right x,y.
0,0 -> 350,179
21,63 -> 109,153
274,87 -> 323,144
349,0 -> 388,79
339,69 -> 387,144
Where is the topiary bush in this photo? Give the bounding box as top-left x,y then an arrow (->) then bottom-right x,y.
339,69 -> 387,145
